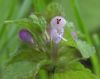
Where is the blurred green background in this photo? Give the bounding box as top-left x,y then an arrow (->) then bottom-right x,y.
0,0 -> 100,78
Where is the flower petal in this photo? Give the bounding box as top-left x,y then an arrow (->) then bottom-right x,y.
50,28 -> 64,44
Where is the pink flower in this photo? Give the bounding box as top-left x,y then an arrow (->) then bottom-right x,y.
50,16 -> 67,43
50,16 -> 67,30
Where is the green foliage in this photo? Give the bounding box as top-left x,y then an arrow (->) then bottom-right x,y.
64,22 -> 95,58
53,62 -> 96,79
2,62 -> 35,79
0,0 -> 99,79
76,40 -> 95,58
0,0 -> 32,64
5,14 -> 47,34
2,11 -> 96,79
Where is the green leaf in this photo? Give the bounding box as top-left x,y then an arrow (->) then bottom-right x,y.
7,43 -> 47,65
5,14 -> 47,34
55,46 -> 81,72
76,40 -> 95,58
5,18 -> 35,34
2,59 -> 51,79
29,14 -> 47,31
2,60 -> 47,79
5,18 -> 40,33
2,61 -> 36,79
63,22 -> 95,59
52,62 -> 96,79
29,14 -> 39,24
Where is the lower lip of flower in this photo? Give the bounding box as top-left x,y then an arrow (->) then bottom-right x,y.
50,28 -> 64,44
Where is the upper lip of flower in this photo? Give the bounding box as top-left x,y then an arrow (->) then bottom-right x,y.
57,18 -> 61,24
50,16 -> 67,30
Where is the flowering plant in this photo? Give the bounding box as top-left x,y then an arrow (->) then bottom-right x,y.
3,2 -> 96,79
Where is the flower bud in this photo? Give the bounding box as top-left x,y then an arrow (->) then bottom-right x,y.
19,29 -> 34,44
71,31 -> 78,40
